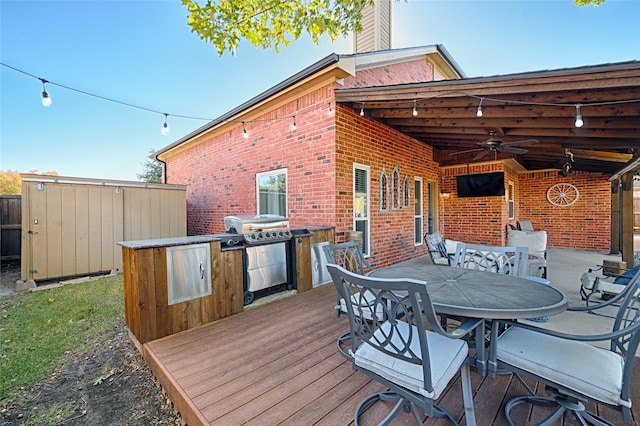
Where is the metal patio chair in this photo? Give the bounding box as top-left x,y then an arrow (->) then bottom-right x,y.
451,243 -> 528,277
451,242 -> 550,322
327,263 -> 480,426
425,232 -> 452,266
492,267 -> 640,425
507,229 -> 548,279
322,241 -> 374,318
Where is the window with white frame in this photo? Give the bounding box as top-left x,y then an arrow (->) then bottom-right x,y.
414,178 -> 423,245
507,181 -> 515,219
256,168 -> 287,216
354,164 -> 370,256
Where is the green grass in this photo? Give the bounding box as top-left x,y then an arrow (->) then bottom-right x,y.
0,274 -> 125,399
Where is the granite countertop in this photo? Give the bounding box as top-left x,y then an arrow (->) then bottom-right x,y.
118,235 -> 221,249
119,226 -> 333,249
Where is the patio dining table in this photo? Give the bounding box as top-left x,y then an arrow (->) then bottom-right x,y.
368,265 -> 568,376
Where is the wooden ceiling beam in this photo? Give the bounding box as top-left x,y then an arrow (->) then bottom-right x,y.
384,116 -> 640,130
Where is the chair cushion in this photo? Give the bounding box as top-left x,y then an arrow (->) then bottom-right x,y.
496,326 -> 626,407
354,320 -> 468,399
507,230 -> 547,258
614,266 -> 640,285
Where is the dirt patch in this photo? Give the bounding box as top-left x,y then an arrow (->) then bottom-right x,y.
0,323 -> 180,425
0,262 -> 180,425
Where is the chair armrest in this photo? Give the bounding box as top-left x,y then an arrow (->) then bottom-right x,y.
435,318 -> 484,340
497,318 -> 640,343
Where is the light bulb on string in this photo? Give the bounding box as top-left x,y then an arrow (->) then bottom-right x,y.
291,115 -> 297,132
242,121 -> 248,139
161,113 -> 170,135
412,100 -> 418,117
476,97 -> 484,117
40,78 -> 51,107
360,103 -> 365,116
574,104 -> 584,128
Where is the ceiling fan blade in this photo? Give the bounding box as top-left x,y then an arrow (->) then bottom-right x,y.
449,148 -> 483,156
502,139 -> 539,147
473,150 -> 490,160
499,146 -> 528,154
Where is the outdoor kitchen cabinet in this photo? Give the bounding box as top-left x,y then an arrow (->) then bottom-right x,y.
119,236 -> 243,344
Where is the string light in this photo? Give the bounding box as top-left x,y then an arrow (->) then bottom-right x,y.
574,104 -> 584,128
161,113 -> 170,135
291,115 -> 297,132
476,97 -> 484,117
242,121 -> 248,138
5,63 -> 640,137
40,78 -> 51,107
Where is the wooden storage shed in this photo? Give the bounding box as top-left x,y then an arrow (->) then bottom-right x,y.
20,174 -> 187,282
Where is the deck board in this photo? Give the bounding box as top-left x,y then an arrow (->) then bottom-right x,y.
142,283 -> 638,425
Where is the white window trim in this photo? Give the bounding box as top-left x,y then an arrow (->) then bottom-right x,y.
507,181 -> 515,220
353,163 -> 370,256
414,177 -> 423,246
256,167 -> 288,216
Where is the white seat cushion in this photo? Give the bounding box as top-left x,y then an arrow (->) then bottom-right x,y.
339,292 -> 384,321
496,326 -> 627,407
354,320 -> 468,399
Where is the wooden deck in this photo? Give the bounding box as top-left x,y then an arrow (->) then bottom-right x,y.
141,284 -> 639,426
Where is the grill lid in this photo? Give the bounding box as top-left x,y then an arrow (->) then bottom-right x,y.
224,215 -> 291,244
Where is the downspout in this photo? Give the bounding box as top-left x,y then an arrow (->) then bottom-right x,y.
155,155 -> 168,184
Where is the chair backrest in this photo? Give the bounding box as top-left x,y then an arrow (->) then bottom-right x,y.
517,220 -> 535,232
506,229 -> 547,259
612,268 -> 640,355
326,263 -> 448,393
452,242 -> 529,277
425,232 -> 450,265
608,268 -> 640,410
322,241 -> 373,275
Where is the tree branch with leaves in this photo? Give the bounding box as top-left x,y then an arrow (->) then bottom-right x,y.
183,0 -> 372,55
183,0 -> 606,56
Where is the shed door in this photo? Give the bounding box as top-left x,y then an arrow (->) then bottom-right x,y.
25,183 -> 124,281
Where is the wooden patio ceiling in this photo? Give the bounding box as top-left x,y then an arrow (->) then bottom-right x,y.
335,61 -> 640,176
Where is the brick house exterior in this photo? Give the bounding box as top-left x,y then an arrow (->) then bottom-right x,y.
157,46 -> 612,269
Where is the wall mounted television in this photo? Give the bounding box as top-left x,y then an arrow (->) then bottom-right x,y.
456,172 -> 505,197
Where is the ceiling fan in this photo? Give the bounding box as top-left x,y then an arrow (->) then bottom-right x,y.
453,131 -> 539,160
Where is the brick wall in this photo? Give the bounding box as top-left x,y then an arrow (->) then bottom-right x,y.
440,163 -> 508,246
340,58 -> 434,89
439,163 -> 611,250
517,170 -> 611,250
335,105 -> 440,267
165,85 -> 337,234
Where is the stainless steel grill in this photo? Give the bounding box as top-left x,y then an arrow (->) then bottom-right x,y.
223,215 -> 293,305
224,214 -> 291,244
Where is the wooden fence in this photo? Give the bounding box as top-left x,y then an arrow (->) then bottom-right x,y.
1,195 -> 21,262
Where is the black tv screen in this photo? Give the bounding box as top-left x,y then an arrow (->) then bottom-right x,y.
456,172 -> 505,197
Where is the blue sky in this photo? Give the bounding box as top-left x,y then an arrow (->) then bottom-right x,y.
1,0 -> 638,182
